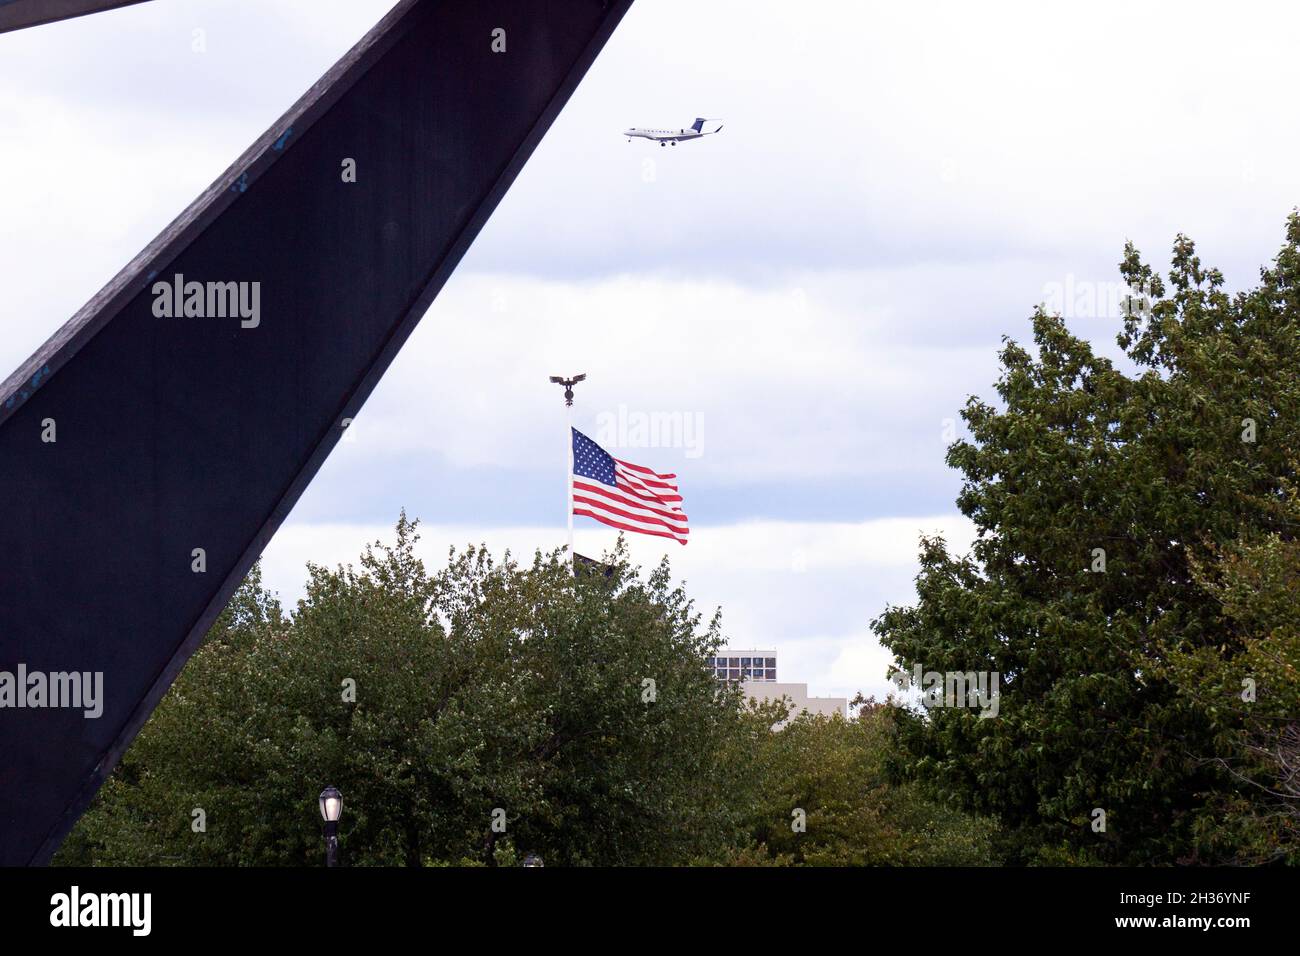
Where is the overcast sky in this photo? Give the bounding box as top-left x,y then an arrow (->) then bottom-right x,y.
4,0 -> 1300,701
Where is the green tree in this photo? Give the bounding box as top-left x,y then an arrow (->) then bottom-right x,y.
709,699 -> 996,866
1165,523 -> 1300,863
56,517 -> 748,866
873,216 -> 1300,864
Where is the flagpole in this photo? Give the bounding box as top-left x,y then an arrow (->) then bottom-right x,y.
549,373 -> 585,566
566,398 -> 574,561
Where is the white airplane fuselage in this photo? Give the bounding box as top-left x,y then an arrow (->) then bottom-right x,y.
624,117 -> 723,145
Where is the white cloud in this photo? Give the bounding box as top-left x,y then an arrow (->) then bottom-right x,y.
338,270 -> 1000,484
478,0 -> 1300,279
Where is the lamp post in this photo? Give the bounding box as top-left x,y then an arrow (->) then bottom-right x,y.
319,786 -> 343,867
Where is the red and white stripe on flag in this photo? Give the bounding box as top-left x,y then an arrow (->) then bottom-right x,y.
571,429 -> 689,545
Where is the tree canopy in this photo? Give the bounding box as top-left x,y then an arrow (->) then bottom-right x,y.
57,518 -> 989,866
874,216 -> 1300,864
59,519 -> 749,865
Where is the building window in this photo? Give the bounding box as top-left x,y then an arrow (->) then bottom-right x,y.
708,653 -> 778,682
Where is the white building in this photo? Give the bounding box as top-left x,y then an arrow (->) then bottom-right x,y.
707,648 -> 847,720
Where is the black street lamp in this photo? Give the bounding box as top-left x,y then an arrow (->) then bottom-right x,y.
319,786 -> 343,867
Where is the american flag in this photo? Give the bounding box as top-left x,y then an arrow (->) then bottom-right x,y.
571,428 -> 689,545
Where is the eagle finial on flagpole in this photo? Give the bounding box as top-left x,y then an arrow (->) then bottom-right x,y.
549,373 -> 586,407
550,373 -> 586,566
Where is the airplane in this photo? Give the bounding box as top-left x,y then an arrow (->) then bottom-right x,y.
624,117 -> 723,145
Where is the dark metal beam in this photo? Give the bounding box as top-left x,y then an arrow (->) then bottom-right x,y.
0,0 -> 153,34
0,0 -> 635,865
